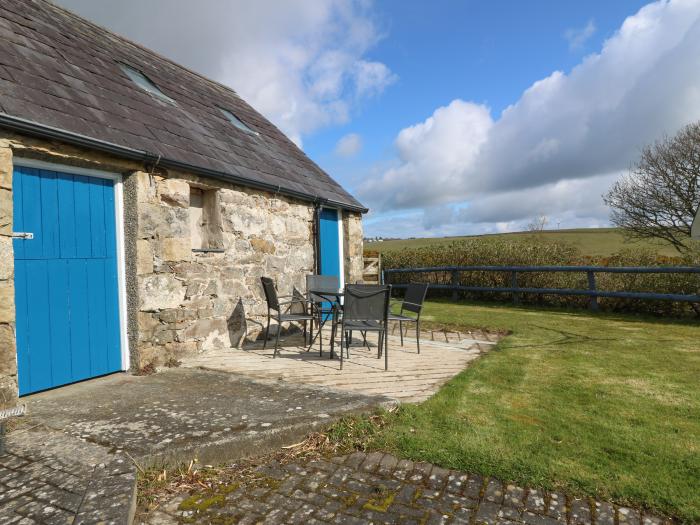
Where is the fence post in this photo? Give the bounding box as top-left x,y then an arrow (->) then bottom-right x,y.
511,271 -> 520,305
451,270 -> 459,301
587,270 -> 599,311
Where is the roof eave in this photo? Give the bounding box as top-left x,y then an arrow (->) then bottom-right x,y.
0,113 -> 369,214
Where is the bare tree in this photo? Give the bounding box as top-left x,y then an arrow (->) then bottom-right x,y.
604,122 -> 700,253
527,213 -> 549,232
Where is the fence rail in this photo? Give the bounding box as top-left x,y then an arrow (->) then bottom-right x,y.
382,265 -> 700,310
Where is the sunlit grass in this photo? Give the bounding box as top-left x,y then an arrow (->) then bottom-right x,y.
367,301 -> 700,522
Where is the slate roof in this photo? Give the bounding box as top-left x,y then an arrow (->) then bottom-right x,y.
0,0 -> 366,211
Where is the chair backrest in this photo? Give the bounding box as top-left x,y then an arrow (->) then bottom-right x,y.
260,277 -> 280,311
306,274 -> 339,303
403,283 -> 429,314
343,284 -> 391,323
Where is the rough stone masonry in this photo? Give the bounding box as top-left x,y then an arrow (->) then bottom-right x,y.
0,133 -> 364,407
0,144 -> 16,409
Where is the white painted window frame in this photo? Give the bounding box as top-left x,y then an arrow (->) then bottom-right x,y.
13,158 -> 130,371
320,206 -> 345,290
337,208 -> 345,289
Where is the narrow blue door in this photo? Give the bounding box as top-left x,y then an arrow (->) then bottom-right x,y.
13,166 -> 122,395
319,208 -> 341,283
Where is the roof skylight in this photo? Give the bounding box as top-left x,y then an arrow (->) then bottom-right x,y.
220,108 -> 256,135
119,64 -> 176,104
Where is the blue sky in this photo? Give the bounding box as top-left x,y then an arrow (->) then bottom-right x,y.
304,0 -> 653,236
306,0 -> 649,179
58,0 -> 700,238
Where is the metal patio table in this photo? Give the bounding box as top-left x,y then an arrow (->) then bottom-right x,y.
307,289 -> 343,357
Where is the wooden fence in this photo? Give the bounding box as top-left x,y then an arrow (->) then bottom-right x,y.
382,265 -> 700,311
363,254 -> 382,284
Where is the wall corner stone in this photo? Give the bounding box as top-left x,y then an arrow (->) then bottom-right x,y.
344,211 -> 364,284
0,145 -> 17,408
122,171 -> 141,372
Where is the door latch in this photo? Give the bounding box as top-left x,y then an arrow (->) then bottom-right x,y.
11,232 -> 33,240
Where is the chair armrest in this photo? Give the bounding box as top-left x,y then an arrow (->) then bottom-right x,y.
402,301 -> 423,309
278,297 -> 313,306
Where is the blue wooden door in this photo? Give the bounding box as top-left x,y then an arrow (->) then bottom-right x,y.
13,166 -> 122,395
319,208 -> 341,283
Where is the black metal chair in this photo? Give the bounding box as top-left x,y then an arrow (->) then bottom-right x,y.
388,283 -> 429,353
333,284 -> 391,370
260,277 -> 315,358
306,274 -> 340,356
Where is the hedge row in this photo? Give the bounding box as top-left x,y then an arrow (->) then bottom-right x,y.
381,237 -> 700,316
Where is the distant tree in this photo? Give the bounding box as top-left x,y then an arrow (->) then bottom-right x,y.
527,214 -> 549,232
604,122 -> 700,253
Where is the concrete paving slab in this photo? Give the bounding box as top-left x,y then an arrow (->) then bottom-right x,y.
181,332 -> 492,403
25,367 -> 391,467
2,367 -> 390,524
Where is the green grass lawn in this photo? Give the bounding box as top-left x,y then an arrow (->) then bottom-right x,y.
366,227 -> 683,257
358,302 -> 700,522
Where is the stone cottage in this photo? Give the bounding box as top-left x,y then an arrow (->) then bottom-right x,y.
0,0 -> 366,406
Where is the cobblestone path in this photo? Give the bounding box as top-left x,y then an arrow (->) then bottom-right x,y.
143,452 -> 668,525
0,425 -> 136,524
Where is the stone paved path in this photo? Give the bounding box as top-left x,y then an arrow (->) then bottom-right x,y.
181,331 -> 495,403
141,452 -> 668,525
0,423 -> 136,524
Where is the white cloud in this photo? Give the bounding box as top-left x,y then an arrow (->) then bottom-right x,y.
353,60 -> 397,97
362,100 -> 493,209
359,0 -> 700,234
564,19 -> 596,50
365,174 -> 616,238
335,133 -> 363,157
454,173 -> 615,226
55,0 -> 394,147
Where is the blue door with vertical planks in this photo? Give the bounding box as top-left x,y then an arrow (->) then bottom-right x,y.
13,166 -> 122,395
319,208 -> 341,282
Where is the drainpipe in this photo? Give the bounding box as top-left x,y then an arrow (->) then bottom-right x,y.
313,201 -> 321,274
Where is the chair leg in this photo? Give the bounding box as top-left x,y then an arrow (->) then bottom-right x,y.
377,332 -> 382,358
319,313 -> 324,357
303,320 -> 307,344
263,314 -> 271,350
339,326 -> 345,369
308,316 -> 313,351
362,331 -> 370,349
274,319 -> 281,358
384,328 -> 388,370
416,319 -> 421,354
399,321 -> 403,346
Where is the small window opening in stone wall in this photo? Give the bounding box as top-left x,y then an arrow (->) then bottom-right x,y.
189,187 -> 223,251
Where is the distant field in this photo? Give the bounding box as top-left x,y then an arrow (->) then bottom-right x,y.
365,228 -> 681,257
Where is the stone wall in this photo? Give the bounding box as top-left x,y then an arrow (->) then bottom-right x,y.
135,170 -> 317,366
0,144 -> 16,409
0,132 -> 364,398
344,211 -> 364,284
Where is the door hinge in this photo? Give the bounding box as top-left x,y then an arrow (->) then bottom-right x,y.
11,232 -> 33,240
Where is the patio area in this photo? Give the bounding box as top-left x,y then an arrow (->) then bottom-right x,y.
181,329 -> 499,402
